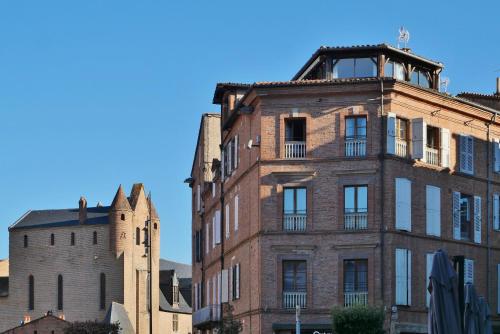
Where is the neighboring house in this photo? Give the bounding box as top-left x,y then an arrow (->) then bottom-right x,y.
188,43 -> 500,334
159,260 -> 192,334
1,313 -> 69,334
0,184 -> 161,334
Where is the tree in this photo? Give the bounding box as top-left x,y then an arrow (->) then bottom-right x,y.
332,306 -> 385,334
216,303 -> 242,334
64,321 -> 120,334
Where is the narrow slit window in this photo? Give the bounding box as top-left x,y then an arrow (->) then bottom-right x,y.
93,231 -> 98,245
100,273 -> 106,310
70,232 -> 75,246
57,275 -> 63,310
50,233 -> 55,246
136,227 -> 140,245
28,275 -> 34,310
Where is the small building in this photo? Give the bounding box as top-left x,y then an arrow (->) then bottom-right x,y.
1,313 -> 69,334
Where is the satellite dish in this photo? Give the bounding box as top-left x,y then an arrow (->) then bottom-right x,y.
247,139 -> 253,149
398,26 -> 410,49
440,77 -> 450,93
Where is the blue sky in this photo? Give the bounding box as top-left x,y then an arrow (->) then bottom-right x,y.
0,1 -> 499,264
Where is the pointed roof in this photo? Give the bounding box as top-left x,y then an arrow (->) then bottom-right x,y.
129,183 -> 145,210
149,199 -> 159,220
110,185 -> 132,211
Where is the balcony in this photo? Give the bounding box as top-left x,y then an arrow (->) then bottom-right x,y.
192,304 -> 221,328
283,213 -> 307,231
345,137 -> 366,157
344,291 -> 368,307
425,146 -> 439,166
344,212 -> 367,230
395,138 -> 408,158
283,291 -> 307,309
285,141 -> 306,159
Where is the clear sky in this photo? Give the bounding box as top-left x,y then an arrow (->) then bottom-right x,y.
0,0 -> 499,265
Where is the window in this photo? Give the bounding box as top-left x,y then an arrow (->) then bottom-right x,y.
460,135 -> 474,174
225,204 -> 230,239
232,263 -> 240,300
396,118 -> 407,140
136,227 -> 141,245
395,178 -> 412,231
214,210 -> 221,245
395,248 -> 412,306
384,60 -> 405,80
172,313 -> 179,332
195,230 -> 202,262
494,194 -> 500,231
426,253 -> 434,307
100,273 -> 106,310
24,235 -> 28,248
282,261 -> 306,308
344,259 -> 368,307
426,186 -> 441,237
283,188 -> 307,231
344,186 -> 368,230
70,232 -> 75,246
57,275 -> 63,310
345,116 -> 367,157
410,69 -> 430,88
223,136 -> 239,177
50,233 -> 55,246
121,214 -> 125,221
333,58 -> 377,78
411,119 -> 449,167
453,192 -> 481,242
234,195 -> 239,231
426,126 -> 439,149
93,231 -> 98,245
196,184 -> 201,212
494,139 -> 500,173
460,194 -> 472,240
464,259 -> 474,284
173,285 -> 179,304
28,275 -> 34,310
206,223 -> 210,255
284,119 -> 306,159
387,116 -> 409,157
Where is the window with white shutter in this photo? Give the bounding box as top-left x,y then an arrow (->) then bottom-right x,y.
473,196 -> 481,244
215,210 -> 221,244
460,135 -> 474,174
234,135 -> 239,169
234,263 -> 240,300
206,280 -> 210,306
212,216 -> 216,248
411,118 -> 426,159
212,276 -> 216,305
194,283 -> 198,311
395,178 -> 412,231
426,185 -> 441,237
225,204 -> 230,239
234,195 -> 239,231
221,150 -> 226,181
464,259 -> 474,284
453,191 -> 461,240
494,194 -> 500,231
494,139 -> 500,173
440,128 -> 450,168
221,269 -> 229,303
206,223 -> 210,254
197,184 -> 201,212
396,248 -> 412,305
217,272 -> 222,304
387,113 -> 396,155
426,253 -> 434,307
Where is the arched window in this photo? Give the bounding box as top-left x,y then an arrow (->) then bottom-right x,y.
100,273 -> 106,310
93,231 -> 97,245
28,275 -> 34,310
50,233 -> 55,246
136,227 -> 140,245
121,214 -> 125,221
57,275 -> 63,310
154,223 -> 158,230
24,235 -> 28,248
70,232 -> 75,246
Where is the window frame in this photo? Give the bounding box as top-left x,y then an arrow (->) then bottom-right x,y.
282,260 -> 307,292
343,259 -> 368,293
344,185 -> 368,214
332,57 -> 377,78
345,116 -> 367,139
283,187 -> 307,215
285,118 -> 306,142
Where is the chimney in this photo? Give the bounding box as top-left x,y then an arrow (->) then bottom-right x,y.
79,196 -> 87,224
496,77 -> 500,95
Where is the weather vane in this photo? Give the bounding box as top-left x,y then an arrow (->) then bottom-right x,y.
398,26 -> 410,49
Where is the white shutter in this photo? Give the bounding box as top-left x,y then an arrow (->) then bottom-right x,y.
206,280 -> 210,305
474,196 -> 481,244
460,135 -> 474,174
212,216 -> 216,248
235,263 -> 240,299
235,135 -> 239,169
426,253 -> 434,307
194,283 -> 198,311
387,113 -> 396,155
212,276 -> 216,305
465,259 -> 474,284
411,118 -> 426,159
225,204 -> 230,239
228,141 -> 233,175
218,272 -> 222,304
396,178 -> 412,231
494,194 -> 500,230
396,248 -> 409,305
206,223 -> 210,254
215,210 -> 221,244
494,139 -> 500,172
426,185 -> 441,237
408,250 -> 412,306
197,184 -> 201,211
453,191 -> 461,240
221,149 -> 225,181
221,269 -> 229,303
497,264 -> 500,314
234,195 -> 239,231
440,128 -> 450,168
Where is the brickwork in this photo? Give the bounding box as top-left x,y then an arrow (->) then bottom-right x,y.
1,315 -> 69,334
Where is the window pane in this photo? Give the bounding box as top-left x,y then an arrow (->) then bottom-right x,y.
384,61 -> 393,78
419,71 -> 430,88
356,117 -> 367,137
295,262 -> 307,291
285,119 -> 305,141
394,63 -> 405,80
355,58 -> 376,77
357,186 -> 368,212
411,71 -> 419,84
283,262 -> 295,290
344,187 -> 355,212
346,118 -> 355,138
333,59 -> 355,78
296,188 -> 307,214
284,189 -> 294,214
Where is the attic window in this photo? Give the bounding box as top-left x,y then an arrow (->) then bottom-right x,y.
332,57 -> 377,79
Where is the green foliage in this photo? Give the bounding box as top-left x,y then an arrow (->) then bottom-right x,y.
64,321 -> 120,334
216,303 -> 243,334
332,305 -> 385,334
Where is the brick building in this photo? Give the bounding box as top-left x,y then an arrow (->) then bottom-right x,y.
1,313 -> 69,334
188,44 -> 500,334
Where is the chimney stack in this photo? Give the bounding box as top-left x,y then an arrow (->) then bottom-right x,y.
79,196 -> 87,224
496,77 -> 500,95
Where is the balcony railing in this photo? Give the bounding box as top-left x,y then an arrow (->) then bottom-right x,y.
395,138 -> 408,158
285,141 -> 306,159
344,212 -> 368,230
192,304 -> 221,327
344,291 -> 368,307
283,291 -> 307,309
283,213 -> 307,231
345,137 -> 366,157
425,146 -> 439,166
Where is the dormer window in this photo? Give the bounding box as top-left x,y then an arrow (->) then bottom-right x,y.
332,58 -> 377,79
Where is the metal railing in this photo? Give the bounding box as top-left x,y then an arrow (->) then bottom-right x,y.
192,304 -> 221,327
425,147 -> 439,166
285,141 -> 306,159
283,213 -> 307,231
344,212 -> 368,230
344,291 -> 368,307
395,138 -> 408,158
283,291 -> 307,309
345,137 -> 366,157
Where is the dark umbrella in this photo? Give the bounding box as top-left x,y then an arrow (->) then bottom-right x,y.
427,249 -> 463,334
464,283 -> 481,334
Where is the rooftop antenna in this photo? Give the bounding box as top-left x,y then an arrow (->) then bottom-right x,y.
397,26 -> 410,49
440,77 -> 450,93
